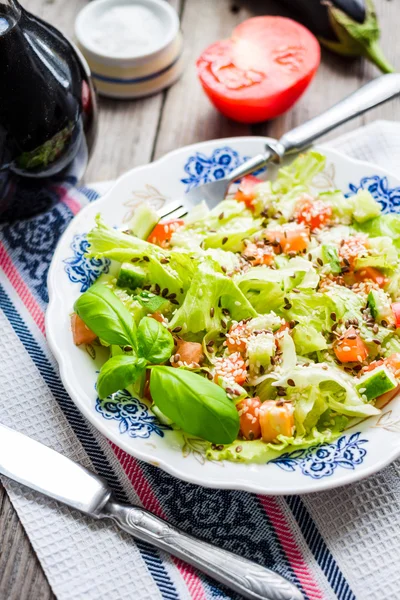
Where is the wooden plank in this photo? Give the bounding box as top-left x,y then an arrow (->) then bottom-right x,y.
155,0 -> 400,157
0,483 -> 55,600
24,0 -> 180,183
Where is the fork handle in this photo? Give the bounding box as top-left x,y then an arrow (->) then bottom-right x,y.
279,73 -> 400,155
227,73 -> 400,182
103,499 -> 303,600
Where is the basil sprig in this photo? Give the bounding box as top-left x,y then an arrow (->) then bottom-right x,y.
97,355 -> 147,399
76,285 -> 175,398
74,284 -> 137,348
150,366 -> 240,444
137,317 -> 175,364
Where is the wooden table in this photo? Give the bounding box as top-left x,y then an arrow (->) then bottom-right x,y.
1,0 -> 399,597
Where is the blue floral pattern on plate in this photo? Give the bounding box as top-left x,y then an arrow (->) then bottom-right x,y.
181,147 -> 255,191
95,389 -> 171,439
64,233 -> 110,292
269,433 -> 368,479
83,147 -> 400,469
346,175 -> 400,213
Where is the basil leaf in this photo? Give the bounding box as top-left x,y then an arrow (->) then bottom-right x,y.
74,284 -> 137,348
137,317 -> 174,364
97,355 -> 146,399
150,366 -> 239,444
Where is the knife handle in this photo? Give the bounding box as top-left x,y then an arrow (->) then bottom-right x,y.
102,499 -> 303,600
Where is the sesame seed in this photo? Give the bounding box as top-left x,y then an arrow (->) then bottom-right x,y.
287,378 -> 295,387
210,307 -> 215,318
283,303 -> 292,310
160,257 -> 169,264
222,237 -> 228,245
235,445 -> 242,453
172,326 -> 182,333
330,312 -> 337,321
381,320 -> 388,327
221,319 -> 227,329
170,298 -> 179,305
317,257 -> 323,266
131,257 -> 140,263
161,288 -> 169,297
218,212 -> 224,220
143,256 -> 150,262
372,339 -> 381,345
292,288 -> 300,293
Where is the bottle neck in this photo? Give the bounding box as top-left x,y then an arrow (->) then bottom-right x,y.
0,0 -> 21,25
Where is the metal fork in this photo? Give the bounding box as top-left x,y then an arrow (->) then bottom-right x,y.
160,73 -> 400,220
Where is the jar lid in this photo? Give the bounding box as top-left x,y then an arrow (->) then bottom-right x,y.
75,0 -> 180,67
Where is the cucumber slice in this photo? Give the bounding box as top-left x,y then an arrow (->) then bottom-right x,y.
129,203 -> 160,240
134,291 -> 168,313
355,365 -> 397,402
247,332 -> 275,369
355,256 -> 392,271
321,244 -> 341,274
367,290 -> 378,319
117,263 -> 146,290
367,288 -> 394,324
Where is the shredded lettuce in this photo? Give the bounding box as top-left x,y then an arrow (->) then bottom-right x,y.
168,258 -> 256,334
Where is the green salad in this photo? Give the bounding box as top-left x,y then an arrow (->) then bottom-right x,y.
71,151 -> 400,463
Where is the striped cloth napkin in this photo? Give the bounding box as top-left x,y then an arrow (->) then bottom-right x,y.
1,120 -> 400,600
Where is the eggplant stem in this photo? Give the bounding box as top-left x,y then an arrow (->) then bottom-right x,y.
364,41 -> 395,74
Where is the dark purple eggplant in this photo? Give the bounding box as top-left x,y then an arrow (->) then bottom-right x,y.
278,0 -> 394,73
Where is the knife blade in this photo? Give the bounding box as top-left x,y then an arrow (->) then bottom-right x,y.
0,422 -> 303,600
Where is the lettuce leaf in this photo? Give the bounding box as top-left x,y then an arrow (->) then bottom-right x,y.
168,258 -> 256,334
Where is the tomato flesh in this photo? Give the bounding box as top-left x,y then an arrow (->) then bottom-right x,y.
265,223 -> 310,254
334,327 -> 368,363
147,219 -> 184,247
71,313 -> 97,346
237,397 -> 262,440
196,17 -> 320,124
354,266 -> 387,288
235,175 -> 262,209
391,302 -> 400,328
295,198 -> 332,231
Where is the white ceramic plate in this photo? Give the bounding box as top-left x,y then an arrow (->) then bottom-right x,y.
46,136 -> 400,495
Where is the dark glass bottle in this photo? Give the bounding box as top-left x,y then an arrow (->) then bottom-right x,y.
0,0 -> 97,221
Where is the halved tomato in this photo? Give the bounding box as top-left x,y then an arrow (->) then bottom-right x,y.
196,17 -> 320,123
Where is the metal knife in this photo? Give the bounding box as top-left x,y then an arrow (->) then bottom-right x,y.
0,422 -> 303,600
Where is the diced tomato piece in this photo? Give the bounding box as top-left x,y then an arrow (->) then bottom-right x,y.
226,322 -> 248,354
363,354 -> 400,377
339,236 -> 368,268
375,385 -> 400,409
363,359 -> 384,373
149,312 -> 164,323
265,223 -> 310,254
71,313 -> 97,346
237,397 -> 262,440
385,353 -> 400,377
334,327 -> 368,363
234,175 -> 262,209
354,267 -> 387,288
259,400 -> 295,442
392,302 -> 400,328
214,352 -> 247,385
242,242 -> 274,265
147,219 -> 184,247
173,339 -> 204,367
196,17 -> 320,124
294,197 -> 332,231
